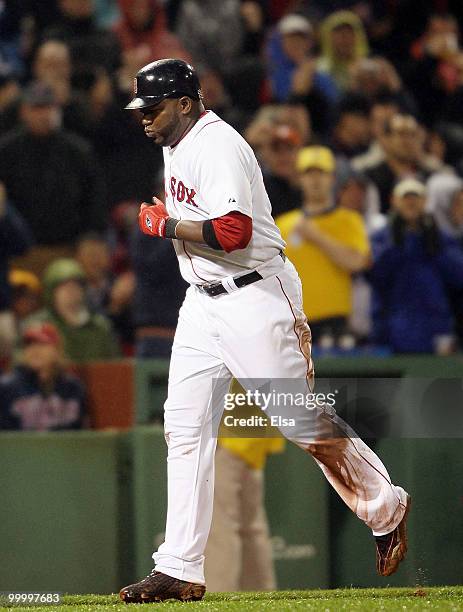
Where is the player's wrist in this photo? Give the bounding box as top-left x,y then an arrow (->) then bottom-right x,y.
165,217 -> 180,239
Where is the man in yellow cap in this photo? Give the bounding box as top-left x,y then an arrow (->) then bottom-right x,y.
276,146 -> 370,344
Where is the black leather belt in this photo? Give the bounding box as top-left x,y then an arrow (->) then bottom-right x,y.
198,270 -> 262,297
198,251 -> 286,297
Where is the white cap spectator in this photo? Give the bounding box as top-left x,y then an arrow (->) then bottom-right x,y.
278,14 -> 313,36
393,178 -> 426,199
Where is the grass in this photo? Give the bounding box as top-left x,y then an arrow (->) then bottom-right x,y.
1,587 -> 463,612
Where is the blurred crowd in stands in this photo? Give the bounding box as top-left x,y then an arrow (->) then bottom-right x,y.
2,0 -> 463,429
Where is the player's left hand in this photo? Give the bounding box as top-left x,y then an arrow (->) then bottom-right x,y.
138,197 -> 169,237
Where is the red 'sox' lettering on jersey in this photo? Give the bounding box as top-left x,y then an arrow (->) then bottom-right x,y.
170,175 -> 198,207
177,181 -> 186,202
170,177 -> 177,198
186,188 -> 197,205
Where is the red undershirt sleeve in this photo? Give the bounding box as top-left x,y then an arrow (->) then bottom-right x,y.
210,211 -> 253,253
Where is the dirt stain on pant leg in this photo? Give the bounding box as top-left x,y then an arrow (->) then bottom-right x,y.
305,434 -> 384,519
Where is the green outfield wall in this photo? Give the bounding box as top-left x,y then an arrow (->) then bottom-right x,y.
1,356 -> 462,593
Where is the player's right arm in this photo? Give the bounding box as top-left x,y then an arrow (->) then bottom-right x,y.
138,198 -> 252,252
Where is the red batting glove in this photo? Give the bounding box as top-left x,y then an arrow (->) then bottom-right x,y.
138,197 -> 169,237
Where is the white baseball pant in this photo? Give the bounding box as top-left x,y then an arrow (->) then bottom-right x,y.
152,257 -> 408,584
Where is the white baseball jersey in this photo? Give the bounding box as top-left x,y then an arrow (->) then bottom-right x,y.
162,110 -> 285,284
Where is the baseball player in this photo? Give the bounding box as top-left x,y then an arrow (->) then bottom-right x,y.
119,59 -> 411,604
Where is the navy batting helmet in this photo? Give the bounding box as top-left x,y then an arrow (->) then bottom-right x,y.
124,59 -> 201,111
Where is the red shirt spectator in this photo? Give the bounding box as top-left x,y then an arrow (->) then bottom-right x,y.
114,0 -> 191,68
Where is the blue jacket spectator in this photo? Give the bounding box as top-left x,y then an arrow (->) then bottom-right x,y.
266,15 -> 339,103
370,179 -> 463,353
266,15 -> 338,136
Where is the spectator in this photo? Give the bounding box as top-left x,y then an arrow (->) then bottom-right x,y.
0,82 -> 107,275
277,146 -> 370,344
31,39 -> 93,138
32,40 -> 73,107
260,124 -> 303,219
267,14 -> 338,102
175,0 -> 265,111
75,232 -> 112,313
25,258 -> 120,363
75,232 -> 135,350
370,178 -> 463,354
9,269 -> 42,323
407,14 -> 461,127
348,57 -> 416,112
330,94 -> 371,159
0,183 -> 33,362
69,63 -> 163,208
130,178 -> 187,358
114,0 -> 191,87
176,0 -> 263,73
428,120 -> 463,173
0,322 -> 87,430
426,173 -> 463,345
317,10 -> 369,92
337,170 -> 386,235
43,0 -> 121,72
337,171 -> 386,341
351,92 -> 401,172
205,382 -> 283,592
19,2 -> 61,43
196,69 -> 248,132
364,113 -> 445,214
4,40 -> 97,141
442,52 -> 463,126
109,200 -> 138,273
426,173 -> 463,243
67,63 -> 113,134
266,14 -> 337,133
245,103 -> 311,161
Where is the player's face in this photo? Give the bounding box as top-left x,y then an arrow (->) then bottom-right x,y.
140,99 -> 189,147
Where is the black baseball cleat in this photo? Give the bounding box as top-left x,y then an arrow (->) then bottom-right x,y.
119,569 -> 206,603
375,495 -> 412,576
